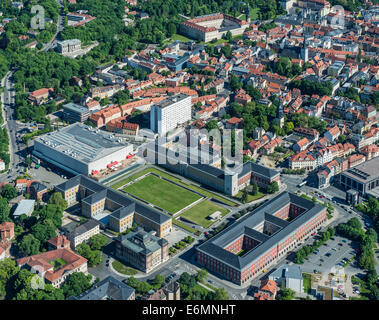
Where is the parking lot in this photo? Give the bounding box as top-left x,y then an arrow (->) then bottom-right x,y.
300,235 -> 359,274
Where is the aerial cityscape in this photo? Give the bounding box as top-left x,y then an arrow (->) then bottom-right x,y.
0,0 -> 378,304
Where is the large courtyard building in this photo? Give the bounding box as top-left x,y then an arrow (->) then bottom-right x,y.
114,227 -> 169,273
55,175 -> 172,237
196,192 -> 327,285
33,123 -> 133,176
340,157 -> 379,198
180,13 -> 249,43
150,94 -> 192,136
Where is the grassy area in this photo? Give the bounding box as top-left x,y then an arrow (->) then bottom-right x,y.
238,8 -> 260,21
49,258 -> 67,270
123,174 -> 202,213
111,167 -> 238,207
171,34 -> 191,42
180,200 -> 229,228
235,190 -> 264,203
303,273 -> 312,293
112,260 -> 138,275
173,219 -> 197,234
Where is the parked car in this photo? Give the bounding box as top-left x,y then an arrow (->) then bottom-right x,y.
326,253 -> 332,257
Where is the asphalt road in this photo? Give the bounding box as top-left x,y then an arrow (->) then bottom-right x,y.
0,71 -> 28,182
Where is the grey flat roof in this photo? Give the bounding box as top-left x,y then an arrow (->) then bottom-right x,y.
13,199 -> 35,217
341,157 -> 379,183
34,123 -> 130,164
153,93 -> 190,109
62,102 -> 89,114
269,264 -> 302,280
197,192 -> 325,271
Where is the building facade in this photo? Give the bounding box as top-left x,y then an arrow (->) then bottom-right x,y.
196,192 -> 327,285
55,175 -> 172,237
150,94 -> 192,136
114,228 -> 169,273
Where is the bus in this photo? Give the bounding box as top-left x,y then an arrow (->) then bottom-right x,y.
298,181 -> 306,187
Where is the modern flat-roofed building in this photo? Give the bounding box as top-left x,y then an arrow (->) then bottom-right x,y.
55,175 -> 172,237
196,192 -> 327,285
115,227 -> 169,273
340,157 -> 379,198
150,94 -> 192,136
13,199 -> 35,218
269,264 -> 303,293
33,123 -> 133,175
62,103 -> 90,123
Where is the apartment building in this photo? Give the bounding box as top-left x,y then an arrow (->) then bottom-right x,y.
150,94 -> 192,136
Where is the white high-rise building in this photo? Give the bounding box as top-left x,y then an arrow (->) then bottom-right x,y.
150,94 -> 192,136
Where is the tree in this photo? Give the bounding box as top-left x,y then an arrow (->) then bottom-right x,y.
205,120 -> 219,131
0,196 -> 10,223
48,192 -> 67,211
213,287 -> 229,300
18,234 -> 41,256
241,188 -> 248,203
62,272 -> 92,298
76,243 -> 103,267
31,219 -> 57,245
267,181 -> 279,194
252,181 -> 259,196
347,218 -> 362,230
168,23 -> 176,36
0,258 -> 19,299
277,288 -> 295,300
1,184 -> 17,201
196,268 -> 208,282
153,274 -> 165,287
284,121 -> 294,134
224,30 -> 232,41
88,234 -> 107,251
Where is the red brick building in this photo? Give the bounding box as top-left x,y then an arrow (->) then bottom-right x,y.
196,192 -> 327,285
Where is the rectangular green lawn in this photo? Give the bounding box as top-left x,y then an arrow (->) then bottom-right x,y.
180,200 -> 229,228
111,167 -> 238,207
123,174 -> 202,213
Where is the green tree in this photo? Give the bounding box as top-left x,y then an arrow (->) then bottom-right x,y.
277,288 -> 295,300
252,181 -> 259,196
241,188 -> 248,203
224,30 -> 232,41
213,287 -> 229,300
88,234 -> 107,251
1,184 -> 17,201
196,268 -> 208,282
18,234 -> 41,256
62,272 -> 93,298
0,196 -> 10,223
267,181 -> 279,194
48,192 -> 68,211
153,274 -> 165,287
0,258 -> 19,299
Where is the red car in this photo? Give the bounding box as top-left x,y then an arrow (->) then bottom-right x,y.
311,233 -> 316,236
204,232 -> 208,236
